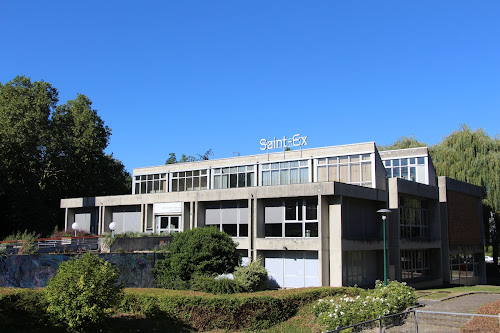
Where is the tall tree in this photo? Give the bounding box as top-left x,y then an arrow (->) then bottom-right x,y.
0,76 -> 130,238
431,125 -> 500,214
378,135 -> 427,151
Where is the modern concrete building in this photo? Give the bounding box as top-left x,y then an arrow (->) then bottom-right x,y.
61,142 -> 486,288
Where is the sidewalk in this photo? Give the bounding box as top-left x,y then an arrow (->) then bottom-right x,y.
385,292 -> 500,332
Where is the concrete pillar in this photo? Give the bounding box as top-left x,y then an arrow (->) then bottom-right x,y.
329,196 -> 343,286
319,194 -> 330,286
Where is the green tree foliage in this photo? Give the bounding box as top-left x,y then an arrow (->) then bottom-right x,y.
378,135 -> 427,151
0,76 -> 130,237
233,259 -> 269,292
431,125 -> 500,213
154,227 -> 240,289
165,149 -> 213,164
45,252 -> 123,330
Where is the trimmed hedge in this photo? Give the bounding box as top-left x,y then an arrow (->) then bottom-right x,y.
0,289 -> 52,331
119,287 -> 361,331
0,286 -> 362,332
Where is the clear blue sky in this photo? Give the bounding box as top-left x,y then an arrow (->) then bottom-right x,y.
1,1 -> 499,172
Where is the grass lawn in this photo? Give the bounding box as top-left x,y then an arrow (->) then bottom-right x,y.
416,285 -> 500,300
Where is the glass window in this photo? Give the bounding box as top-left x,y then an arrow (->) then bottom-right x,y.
264,198 -> 318,238
417,157 -> 425,164
212,165 -> 255,189
261,160 -> 309,186
285,223 -> 302,237
205,201 -> 249,237
135,173 -> 168,194
265,223 -> 282,237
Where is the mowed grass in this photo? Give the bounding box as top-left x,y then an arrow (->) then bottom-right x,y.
416,285 -> 500,300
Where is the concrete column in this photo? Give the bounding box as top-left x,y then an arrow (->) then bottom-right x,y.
141,204 -> 146,233
64,208 -> 69,231
319,194 -> 330,286
190,201 -> 195,230
329,196 -> 343,287
248,196 -> 254,261
97,206 -> 103,235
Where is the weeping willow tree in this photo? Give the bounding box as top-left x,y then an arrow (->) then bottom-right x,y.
378,135 -> 428,151
431,125 -> 500,215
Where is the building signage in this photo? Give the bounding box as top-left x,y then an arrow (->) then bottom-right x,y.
260,134 -> 308,151
154,202 -> 182,214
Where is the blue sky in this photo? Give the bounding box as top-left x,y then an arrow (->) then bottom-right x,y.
1,1 -> 499,172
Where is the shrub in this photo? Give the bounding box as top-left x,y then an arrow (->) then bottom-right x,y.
313,280 -> 416,330
233,259 -> 268,292
190,275 -> 243,294
45,252 -> 124,330
3,230 -> 40,254
154,227 -> 240,289
0,289 -> 50,330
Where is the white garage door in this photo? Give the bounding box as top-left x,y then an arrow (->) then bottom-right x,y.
265,251 -> 319,288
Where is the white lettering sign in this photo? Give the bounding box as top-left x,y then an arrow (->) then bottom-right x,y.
260,134 -> 308,151
154,202 -> 182,214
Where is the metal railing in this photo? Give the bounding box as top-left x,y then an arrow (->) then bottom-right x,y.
326,310 -> 413,333
326,309 -> 500,333
0,236 -> 99,253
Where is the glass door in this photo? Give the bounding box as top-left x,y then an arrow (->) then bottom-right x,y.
156,215 -> 181,233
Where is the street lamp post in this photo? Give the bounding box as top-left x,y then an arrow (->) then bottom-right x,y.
109,222 -> 116,237
71,222 -> 79,237
377,209 -> 391,286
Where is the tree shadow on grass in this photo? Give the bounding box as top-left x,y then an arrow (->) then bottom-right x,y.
98,314 -> 194,333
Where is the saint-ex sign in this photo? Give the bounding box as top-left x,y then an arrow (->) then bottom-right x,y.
260,134 -> 308,151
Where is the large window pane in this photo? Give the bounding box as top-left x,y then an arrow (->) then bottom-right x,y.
271,170 -> 280,185
265,224 -> 282,237
305,222 -> 318,237
300,168 -> 309,183
318,166 -> 327,182
290,168 -> 299,184
247,173 -> 254,187
280,169 -> 289,185
230,174 -> 237,188
339,164 -> 348,182
262,171 -> 270,186
239,224 -> 248,237
351,164 -> 360,183
285,223 -> 302,237
306,200 -> 317,220
329,165 -> 338,182
222,224 -> 237,237
361,162 -> 371,182
238,173 -> 246,187
285,201 -> 296,220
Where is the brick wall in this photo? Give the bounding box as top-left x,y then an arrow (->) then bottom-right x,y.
447,190 -> 481,246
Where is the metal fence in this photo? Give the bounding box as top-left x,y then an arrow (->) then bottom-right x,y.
326,309 -> 500,333
0,236 -> 99,254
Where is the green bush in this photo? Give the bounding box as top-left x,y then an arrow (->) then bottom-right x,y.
190,275 -> 243,294
153,227 -> 240,289
0,289 -> 51,330
233,259 -> 268,292
313,280 -> 416,330
45,252 -> 124,330
3,230 -> 40,254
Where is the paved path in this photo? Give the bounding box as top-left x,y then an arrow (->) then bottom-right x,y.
383,293 -> 500,333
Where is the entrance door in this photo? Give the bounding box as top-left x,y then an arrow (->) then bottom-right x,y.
156,215 -> 181,233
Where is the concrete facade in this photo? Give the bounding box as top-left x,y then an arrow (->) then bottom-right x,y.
61,142 -> 485,288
